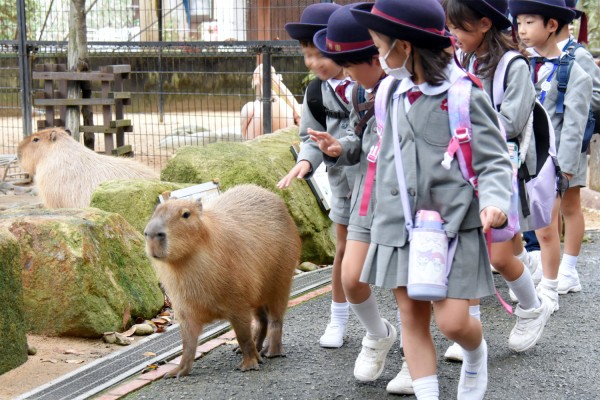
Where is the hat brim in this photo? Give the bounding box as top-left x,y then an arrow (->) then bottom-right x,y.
313,28 -> 378,63
572,8 -> 584,19
350,8 -> 451,49
285,23 -> 326,41
468,2 -> 512,30
509,0 -> 576,22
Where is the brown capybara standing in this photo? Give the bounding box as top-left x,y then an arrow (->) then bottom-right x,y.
17,127 -> 158,208
144,184 -> 301,378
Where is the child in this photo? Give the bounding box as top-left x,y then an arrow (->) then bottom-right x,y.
509,0 -> 592,312
279,3 -> 358,349
351,0 -> 513,398
441,0 -> 552,358
554,0 -> 600,295
309,3 -> 413,395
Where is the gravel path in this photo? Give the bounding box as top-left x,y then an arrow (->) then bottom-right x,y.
126,230 -> 600,400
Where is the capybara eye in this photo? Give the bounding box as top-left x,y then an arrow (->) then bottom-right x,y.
32,137 -> 40,143
182,211 -> 191,219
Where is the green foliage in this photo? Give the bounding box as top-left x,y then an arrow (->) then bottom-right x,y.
580,0 -> 600,51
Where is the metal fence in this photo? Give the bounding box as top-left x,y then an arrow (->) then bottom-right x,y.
0,0 -> 358,172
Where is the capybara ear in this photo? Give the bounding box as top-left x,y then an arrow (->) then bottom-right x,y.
63,128 -> 72,136
49,130 -> 59,142
161,191 -> 172,201
195,197 -> 203,212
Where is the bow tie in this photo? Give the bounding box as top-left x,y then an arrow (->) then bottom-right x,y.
532,56 -> 560,66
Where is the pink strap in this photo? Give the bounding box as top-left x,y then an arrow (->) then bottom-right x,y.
486,230 -> 513,314
359,160 -> 376,216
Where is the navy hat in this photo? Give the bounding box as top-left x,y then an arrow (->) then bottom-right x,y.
350,0 -> 451,49
285,3 -> 342,41
313,3 -> 378,63
508,0 -> 575,22
565,0 -> 583,18
465,0 -> 513,30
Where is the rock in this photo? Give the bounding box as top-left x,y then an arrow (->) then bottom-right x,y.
160,127 -> 335,264
133,323 -> 155,336
0,229 -> 28,374
103,332 -> 132,346
298,261 -> 319,272
90,179 -> 193,234
0,207 -> 164,338
27,345 -> 37,356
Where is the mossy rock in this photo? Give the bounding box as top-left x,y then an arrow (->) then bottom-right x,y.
0,229 -> 28,374
0,207 -> 164,338
91,179 -> 192,234
160,127 -> 335,264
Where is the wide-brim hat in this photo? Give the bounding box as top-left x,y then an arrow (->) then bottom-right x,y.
466,0 -> 513,30
313,3 -> 378,63
350,0 -> 451,49
565,0 -> 584,18
508,0 -> 575,22
285,3 -> 342,41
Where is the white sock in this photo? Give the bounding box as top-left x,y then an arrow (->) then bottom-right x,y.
560,253 -> 578,274
516,249 -> 533,272
396,309 -> 403,348
506,267 -> 541,310
463,339 -> 486,370
539,277 -> 559,292
349,293 -> 388,339
330,301 -> 349,326
469,305 -> 481,320
413,375 -> 439,400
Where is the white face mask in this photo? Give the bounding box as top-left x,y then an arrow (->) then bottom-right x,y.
379,40 -> 412,80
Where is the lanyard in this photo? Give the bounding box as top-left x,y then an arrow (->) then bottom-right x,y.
538,64 -> 558,105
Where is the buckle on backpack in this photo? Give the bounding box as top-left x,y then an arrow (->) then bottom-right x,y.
454,127 -> 471,143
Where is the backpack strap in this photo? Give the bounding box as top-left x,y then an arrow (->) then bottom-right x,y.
306,78 -> 327,128
358,76 -> 396,217
351,84 -> 374,137
492,51 -> 529,110
444,76 -> 478,190
555,51 -> 575,115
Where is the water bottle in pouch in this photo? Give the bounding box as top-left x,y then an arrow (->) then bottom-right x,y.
407,210 -> 450,301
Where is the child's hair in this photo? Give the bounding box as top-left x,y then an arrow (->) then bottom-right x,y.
336,56 -> 375,68
543,16 -> 568,36
372,31 -> 452,86
444,0 -> 524,79
299,39 -> 316,48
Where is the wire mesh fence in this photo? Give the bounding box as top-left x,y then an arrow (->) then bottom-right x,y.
1,0 -> 359,173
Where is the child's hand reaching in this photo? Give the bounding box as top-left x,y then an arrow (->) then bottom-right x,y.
480,207 -> 507,234
308,128 -> 342,158
277,160 -> 311,189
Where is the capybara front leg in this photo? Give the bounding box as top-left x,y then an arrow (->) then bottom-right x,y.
165,319 -> 203,378
231,315 -> 261,371
253,306 -> 268,354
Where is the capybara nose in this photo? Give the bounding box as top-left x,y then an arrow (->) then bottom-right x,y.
144,220 -> 166,241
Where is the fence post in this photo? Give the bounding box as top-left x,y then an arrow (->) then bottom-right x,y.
261,45 -> 272,134
17,0 -> 33,138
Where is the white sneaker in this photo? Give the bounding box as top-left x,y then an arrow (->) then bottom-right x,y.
508,288 -> 518,303
508,297 -> 552,352
536,284 -> 559,314
354,319 -> 397,382
386,360 -> 414,395
319,322 -> 346,348
444,342 -> 464,362
527,251 -> 543,285
557,268 -> 582,295
457,340 -> 488,400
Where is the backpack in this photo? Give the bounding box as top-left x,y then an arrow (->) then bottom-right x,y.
556,42 -> 596,152
492,51 -> 564,231
445,75 -> 520,243
305,78 -> 352,128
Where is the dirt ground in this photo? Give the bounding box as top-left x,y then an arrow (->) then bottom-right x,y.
2,182 -> 600,399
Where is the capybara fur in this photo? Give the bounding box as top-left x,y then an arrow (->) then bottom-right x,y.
144,184 -> 301,378
17,127 -> 158,208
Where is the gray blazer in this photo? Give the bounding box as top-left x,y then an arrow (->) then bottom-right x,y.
370,77 -> 513,248
534,58 -> 592,175
297,81 -> 357,199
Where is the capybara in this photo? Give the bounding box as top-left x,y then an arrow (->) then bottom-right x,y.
144,184 -> 301,378
17,127 -> 158,208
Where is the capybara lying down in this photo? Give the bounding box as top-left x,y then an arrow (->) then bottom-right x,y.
17,127 -> 158,208
144,184 -> 301,377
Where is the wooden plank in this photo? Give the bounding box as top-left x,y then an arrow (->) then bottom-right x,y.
32,71 -> 116,81
109,119 -> 132,128
109,92 -> 131,99
107,65 -> 131,74
34,98 -> 116,106
111,144 -> 133,157
79,125 -> 118,134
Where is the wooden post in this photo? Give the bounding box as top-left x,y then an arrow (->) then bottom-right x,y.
589,135 -> 600,191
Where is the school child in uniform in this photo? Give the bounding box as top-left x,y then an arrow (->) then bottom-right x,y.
351,0 -> 513,398
441,0 -> 553,359
509,0 -> 592,313
279,2 -> 359,349
553,0 -> 600,295
309,3 -> 413,395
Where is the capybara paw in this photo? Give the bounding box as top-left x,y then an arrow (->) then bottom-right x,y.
164,365 -> 191,378
261,348 -> 286,358
239,360 -> 260,372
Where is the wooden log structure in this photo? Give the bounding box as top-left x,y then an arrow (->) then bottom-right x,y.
32,64 -> 133,155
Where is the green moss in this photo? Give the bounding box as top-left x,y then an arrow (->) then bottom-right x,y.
0,229 -> 28,374
160,127 -> 335,264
